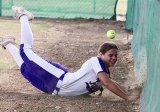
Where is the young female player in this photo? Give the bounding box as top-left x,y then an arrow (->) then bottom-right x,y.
0,6 -> 140,100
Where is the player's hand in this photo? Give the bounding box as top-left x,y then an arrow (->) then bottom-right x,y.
128,95 -> 140,101
128,83 -> 143,96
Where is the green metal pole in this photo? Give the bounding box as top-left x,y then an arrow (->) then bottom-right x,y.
11,0 -> 13,6
0,0 -> 2,16
110,0 -> 118,20
93,0 -> 96,14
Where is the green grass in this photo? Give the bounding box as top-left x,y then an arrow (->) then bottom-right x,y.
0,19 -> 51,69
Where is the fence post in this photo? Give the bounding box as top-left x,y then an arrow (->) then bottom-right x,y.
11,0 -> 13,6
0,0 -> 2,16
93,0 -> 96,14
110,0 -> 118,20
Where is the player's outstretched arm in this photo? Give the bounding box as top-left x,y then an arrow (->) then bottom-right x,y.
111,79 -> 141,101
98,72 -> 140,101
98,72 -> 129,100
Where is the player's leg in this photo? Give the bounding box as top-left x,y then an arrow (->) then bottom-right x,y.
5,43 -> 23,67
12,6 -> 68,94
19,43 -> 67,94
20,15 -> 33,46
12,6 -> 34,47
0,36 -> 23,67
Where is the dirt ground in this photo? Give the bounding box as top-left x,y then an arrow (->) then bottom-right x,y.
0,18 -> 139,112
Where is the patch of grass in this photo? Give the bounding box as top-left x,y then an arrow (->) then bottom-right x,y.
0,19 -> 51,69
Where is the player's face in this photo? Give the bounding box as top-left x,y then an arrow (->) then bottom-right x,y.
101,49 -> 118,67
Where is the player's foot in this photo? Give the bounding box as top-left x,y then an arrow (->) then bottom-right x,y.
12,6 -> 34,20
0,36 -> 15,49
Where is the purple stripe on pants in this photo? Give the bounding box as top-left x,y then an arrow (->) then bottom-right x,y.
19,44 -> 68,94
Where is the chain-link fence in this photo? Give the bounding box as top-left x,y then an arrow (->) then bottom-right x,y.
0,0 -> 118,19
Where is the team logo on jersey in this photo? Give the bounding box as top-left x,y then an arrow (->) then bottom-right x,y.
85,79 -> 103,95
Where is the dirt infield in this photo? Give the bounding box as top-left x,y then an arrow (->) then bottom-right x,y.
0,18 -> 139,112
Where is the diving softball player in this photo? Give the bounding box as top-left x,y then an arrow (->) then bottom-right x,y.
0,6 -> 140,100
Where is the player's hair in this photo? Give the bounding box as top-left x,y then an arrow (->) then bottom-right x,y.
98,42 -> 118,54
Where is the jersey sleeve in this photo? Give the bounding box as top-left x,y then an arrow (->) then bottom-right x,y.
90,57 -> 110,77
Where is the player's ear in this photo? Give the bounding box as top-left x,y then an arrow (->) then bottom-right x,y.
98,52 -> 103,56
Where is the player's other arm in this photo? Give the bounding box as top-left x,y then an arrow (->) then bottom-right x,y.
98,71 -> 129,100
